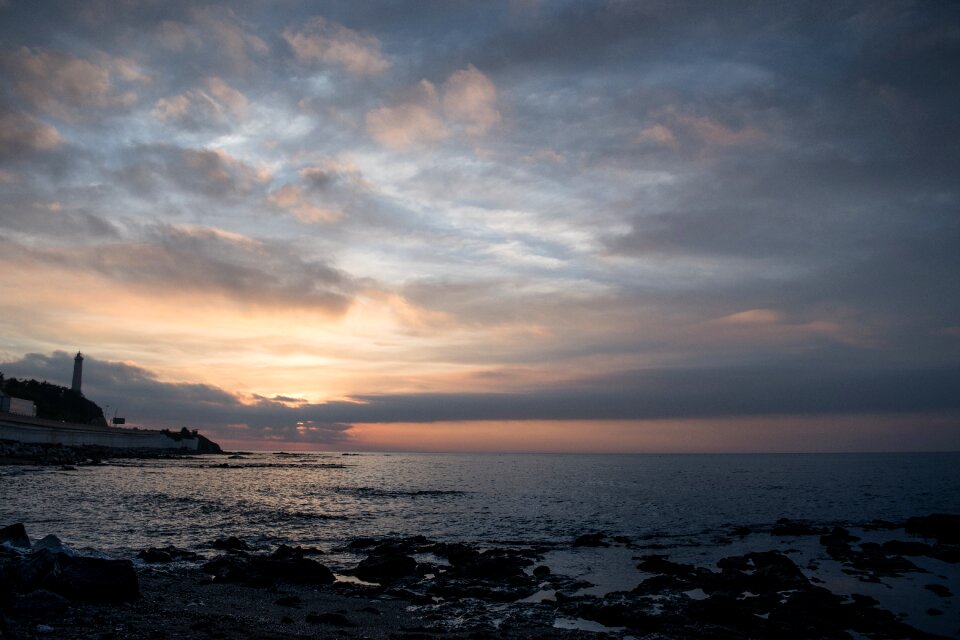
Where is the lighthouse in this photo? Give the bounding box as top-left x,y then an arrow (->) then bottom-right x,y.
72,351 -> 83,394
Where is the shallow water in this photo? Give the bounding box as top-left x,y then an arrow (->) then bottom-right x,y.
2,451 -> 958,557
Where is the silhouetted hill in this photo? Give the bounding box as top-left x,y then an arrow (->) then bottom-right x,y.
0,375 -> 107,426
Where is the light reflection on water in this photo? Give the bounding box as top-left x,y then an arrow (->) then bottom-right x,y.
1,452 -> 959,558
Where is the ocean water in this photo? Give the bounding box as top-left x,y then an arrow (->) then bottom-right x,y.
2,451 -> 958,557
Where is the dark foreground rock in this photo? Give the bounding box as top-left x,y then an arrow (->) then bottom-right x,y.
2,520 -> 957,639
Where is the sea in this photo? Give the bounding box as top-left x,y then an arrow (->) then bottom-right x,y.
3,451 -> 959,634
2,451 -> 958,555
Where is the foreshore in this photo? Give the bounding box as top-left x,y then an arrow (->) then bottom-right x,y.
2,514 -> 958,639
0,441 -> 223,467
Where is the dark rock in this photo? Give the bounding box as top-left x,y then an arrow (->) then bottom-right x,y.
443,543 -> 480,567
274,595 -> 302,607
137,548 -> 173,563
573,532 -> 609,547
45,556 -> 139,602
8,589 -> 70,616
354,552 -> 417,583
933,547 -> 960,563
32,535 -> 74,556
0,523 -> 31,549
347,537 -> 380,549
771,518 -> 826,536
820,527 -> 858,561
210,536 -> 250,551
270,544 -> 323,558
532,565 -> 551,578
457,550 -> 529,580
612,535 -> 632,545
731,526 -> 752,537
15,549 -> 61,589
202,555 -> 250,582
926,608 -> 944,616
924,583 -> 953,597
250,557 -> 335,585
854,542 -> 921,576
744,551 -> 811,590
137,546 -> 198,563
905,514 -> 960,544
305,612 -> 357,627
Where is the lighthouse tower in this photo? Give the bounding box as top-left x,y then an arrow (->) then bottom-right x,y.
72,351 -> 84,394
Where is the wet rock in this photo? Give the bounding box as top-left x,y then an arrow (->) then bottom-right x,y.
927,608 -> 944,616
45,556 -> 139,602
744,551 -> 811,590
443,542 -> 480,567
210,536 -> 251,551
347,537 -> 380,549
574,594 -> 663,632
924,583 -> 953,597
305,612 -> 357,627
250,556 -> 335,585
0,523 -> 31,549
14,549 -> 61,589
853,542 -> 921,576
8,589 -> 70,616
532,565 -> 551,578
457,549 -> 531,580
137,548 -> 173,563
354,552 -> 417,583
137,546 -> 199,564
573,532 -> 609,547
32,535 -> 75,557
271,544 -> 323,558
731,526 -> 752,537
820,527 -> 858,561
202,555 -> 250,582
771,518 -> 826,536
905,513 -> 960,544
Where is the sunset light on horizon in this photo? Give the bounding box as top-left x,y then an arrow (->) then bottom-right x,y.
1,1 -> 958,452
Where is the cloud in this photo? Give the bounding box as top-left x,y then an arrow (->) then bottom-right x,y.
283,16 -> 391,76
366,80 -> 449,150
152,77 -> 248,129
366,67 -> 500,149
0,352 -> 353,445
190,6 -> 269,72
0,110 -> 62,159
442,65 -> 501,136
5,47 -> 147,119
118,144 -> 270,198
268,184 -> 341,223
2,223 -> 354,313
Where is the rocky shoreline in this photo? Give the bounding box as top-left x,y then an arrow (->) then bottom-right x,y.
0,441 -> 223,467
1,515 -> 958,639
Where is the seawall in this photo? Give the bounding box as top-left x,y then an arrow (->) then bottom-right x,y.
0,414 -> 198,450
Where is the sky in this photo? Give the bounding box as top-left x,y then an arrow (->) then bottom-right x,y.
0,0 -> 958,452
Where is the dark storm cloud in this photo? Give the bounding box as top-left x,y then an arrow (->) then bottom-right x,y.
4,353 -> 956,437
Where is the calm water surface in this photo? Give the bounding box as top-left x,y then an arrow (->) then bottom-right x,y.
2,452 -> 958,557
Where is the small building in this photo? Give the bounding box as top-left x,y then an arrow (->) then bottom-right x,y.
0,393 -> 37,417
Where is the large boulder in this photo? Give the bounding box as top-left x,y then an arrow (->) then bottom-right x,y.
45,556 -> 139,602
354,552 -> 417,584
0,523 -> 31,549
905,514 -> 960,544
250,556 -> 335,585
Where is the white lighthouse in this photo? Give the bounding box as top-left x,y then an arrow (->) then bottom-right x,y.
72,351 -> 83,394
